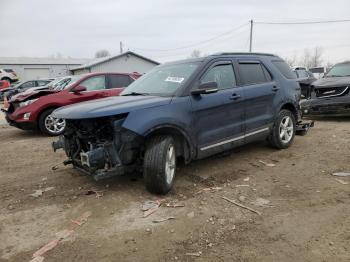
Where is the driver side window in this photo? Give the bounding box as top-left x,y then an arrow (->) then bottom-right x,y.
201,64 -> 236,90
80,75 -> 106,91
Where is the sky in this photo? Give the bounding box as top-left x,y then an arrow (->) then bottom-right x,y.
0,0 -> 350,64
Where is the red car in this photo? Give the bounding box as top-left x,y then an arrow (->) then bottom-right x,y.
3,72 -> 140,135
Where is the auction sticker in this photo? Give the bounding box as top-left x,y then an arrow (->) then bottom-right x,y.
165,76 -> 185,83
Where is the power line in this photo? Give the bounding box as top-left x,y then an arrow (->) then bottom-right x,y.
128,22 -> 249,52
145,28 -> 252,60
256,19 -> 350,25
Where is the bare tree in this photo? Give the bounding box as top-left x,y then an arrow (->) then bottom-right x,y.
312,47 -> 323,68
298,47 -> 323,68
284,54 -> 298,67
95,49 -> 111,58
189,49 -> 201,58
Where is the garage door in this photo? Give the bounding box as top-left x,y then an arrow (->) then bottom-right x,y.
23,68 -> 50,80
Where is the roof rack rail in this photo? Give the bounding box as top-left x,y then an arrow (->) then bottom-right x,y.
212,52 -> 276,57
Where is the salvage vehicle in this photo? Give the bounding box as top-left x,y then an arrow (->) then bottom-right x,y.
0,68 -> 19,83
301,61 -> 350,116
292,67 -> 316,99
1,78 -> 54,100
52,53 -> 312,194
2,72 -> 140,135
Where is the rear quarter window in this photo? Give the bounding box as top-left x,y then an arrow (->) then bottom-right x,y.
108,75 -> 131,88
272,61 -> 297,79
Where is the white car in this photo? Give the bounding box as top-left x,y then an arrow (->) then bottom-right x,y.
0,68 -> 19,83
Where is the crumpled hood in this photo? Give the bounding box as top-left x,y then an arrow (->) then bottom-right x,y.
10,88 -> 57,102
53,95 -> 172,119
313,76 -> 350,89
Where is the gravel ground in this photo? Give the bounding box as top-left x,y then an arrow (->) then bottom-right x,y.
0,118 -> 349,262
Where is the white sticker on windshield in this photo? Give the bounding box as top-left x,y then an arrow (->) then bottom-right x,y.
165,76 -> 185,83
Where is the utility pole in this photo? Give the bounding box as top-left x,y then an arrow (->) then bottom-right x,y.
249,20 -> 253,52
120,41 -> 123,54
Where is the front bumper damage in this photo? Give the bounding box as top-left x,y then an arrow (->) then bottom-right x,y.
52,117 -> 143,180
301,96 -> 350,116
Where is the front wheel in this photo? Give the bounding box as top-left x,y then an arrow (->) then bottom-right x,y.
143,136 -> 176,194
38,109 -> 66,136
268,109 -> 296,149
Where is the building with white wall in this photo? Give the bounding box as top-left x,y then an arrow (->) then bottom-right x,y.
70,51 -> 159,75
0,57 -> 89,81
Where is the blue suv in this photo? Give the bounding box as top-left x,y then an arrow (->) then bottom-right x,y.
52,53 -> 311,194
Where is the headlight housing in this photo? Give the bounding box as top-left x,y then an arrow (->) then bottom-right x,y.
19,98 -> 38,107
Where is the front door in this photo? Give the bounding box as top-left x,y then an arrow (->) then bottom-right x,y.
190,60 -> 245,158
67,75 -> 108,103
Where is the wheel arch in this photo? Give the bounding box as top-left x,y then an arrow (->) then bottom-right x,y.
37,105 -> 60,128
1,77 -> 11,82
144,124 -> 195,163
279,102 -> 298,120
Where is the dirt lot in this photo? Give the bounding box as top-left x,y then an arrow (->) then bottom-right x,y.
0,115 -> 349,262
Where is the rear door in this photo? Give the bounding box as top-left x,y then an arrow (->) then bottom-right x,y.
191,60 -> 245,158
236,60 -> 277,140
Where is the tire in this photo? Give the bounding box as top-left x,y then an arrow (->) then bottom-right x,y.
143,135 -> 176,194
38,109 -> 66,136
268,109 -> 296,149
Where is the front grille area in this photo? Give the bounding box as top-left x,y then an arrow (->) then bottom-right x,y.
7,102 -> 20,113
315,86 -> 349,98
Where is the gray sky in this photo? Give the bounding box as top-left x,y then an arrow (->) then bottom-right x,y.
1,0 -> 350,64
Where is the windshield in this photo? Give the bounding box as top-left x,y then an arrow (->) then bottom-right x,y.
326,63 -> 350,77
52,76 -> 81,91
121,62 -> 199,96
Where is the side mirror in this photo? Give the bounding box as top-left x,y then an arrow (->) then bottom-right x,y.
72,85 -> 86,93
191,81 -> 218,95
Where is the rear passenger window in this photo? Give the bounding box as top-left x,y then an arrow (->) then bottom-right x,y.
238,63 -> 270,85
21,81 -> 35,88
108,75 -> 131,89
295,70 -> 308,78
272,60 -> 297,79
201,64 -> 236,90
37,80 -> 50,86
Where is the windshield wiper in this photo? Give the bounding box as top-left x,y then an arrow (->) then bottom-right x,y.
122,92 -> 149,96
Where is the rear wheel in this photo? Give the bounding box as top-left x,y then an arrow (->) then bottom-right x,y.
38,109 -> 66,136
268,109 -> 296,149
143,136 -> 176,194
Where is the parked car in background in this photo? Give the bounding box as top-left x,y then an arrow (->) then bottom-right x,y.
3,72 -> 140,135
301,61 -> 350,116
0,68 -> 19,83
292,67 -> 317,98
52,53 -> 312,194
1,79 -> 54,101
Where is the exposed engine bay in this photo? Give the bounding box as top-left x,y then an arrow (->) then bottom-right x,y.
53,115 -> 143,180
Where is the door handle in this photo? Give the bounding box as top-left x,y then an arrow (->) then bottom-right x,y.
272,86 -> 280,92
230,93 -> 241,100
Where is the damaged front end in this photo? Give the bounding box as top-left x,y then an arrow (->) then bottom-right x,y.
301,86 -> 350,116
52,115 -> 143,180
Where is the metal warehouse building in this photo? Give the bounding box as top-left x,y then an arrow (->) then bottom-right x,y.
70,51 -> 159,75
0,57 -> 89,82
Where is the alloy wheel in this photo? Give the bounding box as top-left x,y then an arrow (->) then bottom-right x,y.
279,116 -> 293,143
